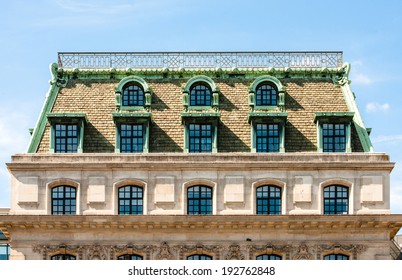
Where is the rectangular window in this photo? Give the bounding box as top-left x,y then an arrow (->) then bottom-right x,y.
189,123 -> 212,153
55,124 -> 79,153
256,124 -> 280,152
322,123 -> 346,152
0,245 -> 10,260
120,124 -> 144,153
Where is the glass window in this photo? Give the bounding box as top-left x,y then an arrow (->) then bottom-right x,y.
323,254 -> 349,260
51,254 -> 76,260
120,124 -> 144,153
118,254 -> 143,260
322,123 -> 346,152
51,186 -> 76,215
256,185 -> 281,215
256,124 -> 280,152
189,123 -> 212,153
55,124 -> 78,153
256,254 -> 282,260
323,185 -> 349,214
256,83 -> 277,106
190,83 -> 212,106
0,245 -> 10,260
118,186 -> 143,215
122,83 -> 144,106
187,185 -> 212,215
187,254 -> 212,260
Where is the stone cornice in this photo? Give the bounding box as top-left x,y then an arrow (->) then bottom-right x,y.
7,153 -> 394,171
1,214 -> 402,240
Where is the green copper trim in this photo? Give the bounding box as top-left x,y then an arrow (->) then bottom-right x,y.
182,75 -> 220,111
338,63 -> 374,152
247,112 -> 288,124
47,112 -> 88,122
181,112 -> 221,118
249,75 -> 286,111
313,112 -> 354,123
27,63 -> 64,153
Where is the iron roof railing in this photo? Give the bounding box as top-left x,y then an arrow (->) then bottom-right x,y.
58,51 -> 343,69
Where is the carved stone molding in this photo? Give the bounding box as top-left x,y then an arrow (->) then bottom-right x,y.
248,243 -> 292,260
176,243 -> 222,260
293,243 -> 313,260
155,242 -> 175,260
317,244 -> 367,260
225,244 -> 245,260
113,244 -> 155,260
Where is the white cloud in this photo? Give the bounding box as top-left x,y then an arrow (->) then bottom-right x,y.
350,60 -> 374,85
371,134 -> 402,144
366,102 -> 390,113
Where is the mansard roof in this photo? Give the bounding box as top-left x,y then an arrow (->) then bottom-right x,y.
28,51 -> 373,153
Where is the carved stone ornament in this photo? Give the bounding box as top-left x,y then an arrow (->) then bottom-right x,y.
176,243 -> 222,260
248,243 -> 292,260
293,243 -> 313,260
155,242 -> 175,260
317,244 -> 367,260
225,244 -> 245,260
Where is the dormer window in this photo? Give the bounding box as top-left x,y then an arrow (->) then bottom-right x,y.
122,83 -> 144,106
314,112 -> 354,153
249,75 -> 285,111
190,83 -> 212,106
115,76 -> 152,111
255,83 -> 278,106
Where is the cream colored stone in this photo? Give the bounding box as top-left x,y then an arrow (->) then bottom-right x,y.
154,176 -> 175,203
361,175 -> 383,203
87,177 -> 106,203
17,176 -> 39,204
224,176 -> 244,203
293,176 -> 312,203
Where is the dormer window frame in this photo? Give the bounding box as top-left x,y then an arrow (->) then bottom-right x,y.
248,112 -> 288,153
47,113 -> 88,154
314,112 -> 354,153
249,75 -> 285,111
112,112 -> 152,154
115,76 -> 152,112
183,75 -> 219,112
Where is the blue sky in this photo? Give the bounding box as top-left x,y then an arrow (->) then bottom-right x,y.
0,0 -> 401,213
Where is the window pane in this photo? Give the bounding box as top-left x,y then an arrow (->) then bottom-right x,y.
256,185 -> 281,214
187,186 -> 212,215
323,185 -> 349,214
118,186 -> 143,215
190,83 -> 212,106
189,123 -> 213,153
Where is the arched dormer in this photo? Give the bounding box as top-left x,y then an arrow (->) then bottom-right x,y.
249,75 -> 285,110
183,75 -> 219,111
115,76 -> 152,111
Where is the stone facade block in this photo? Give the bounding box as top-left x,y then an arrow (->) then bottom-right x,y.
17,176 -> 39,204
154,176 -> 175,203
224,176 -> 245,203
87,176 -> 106,204
361,175 -> 383,203
293,176 -> 313,203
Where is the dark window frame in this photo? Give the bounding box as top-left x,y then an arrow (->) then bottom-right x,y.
119,123 -> 144,153
54,124 -> 79,153
187,185 -> 213,215
323,185 -> 349,214
50,254 -> 76,260
187,254 -> 213,260
256,185 -> 282,215
255,123 -> 280,152
255,83 -> 278,106
323,254 -> 349,260
189,83 -> 212,106
118,185 -> 144,215
51,185 -> 77,215
256,254 -> 282,260
322,123 -> 346,152
122,83 -> 145,107
118,254 -> 143,260
188,123 -> 213,153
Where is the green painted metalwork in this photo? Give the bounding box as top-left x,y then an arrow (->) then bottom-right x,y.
249,75 -> 286,111
115,76 -> 152,111
27,63 -> 64,153
338,63 -> 374,152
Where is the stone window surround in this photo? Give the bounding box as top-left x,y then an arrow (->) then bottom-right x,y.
46,179 -> 81,215
42,177 -> 356,215
251,179 -> 286,215
318,179 -> 353,215
113,179 -> 148,215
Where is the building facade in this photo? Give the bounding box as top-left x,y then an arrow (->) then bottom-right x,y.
1,51 -> 402,260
